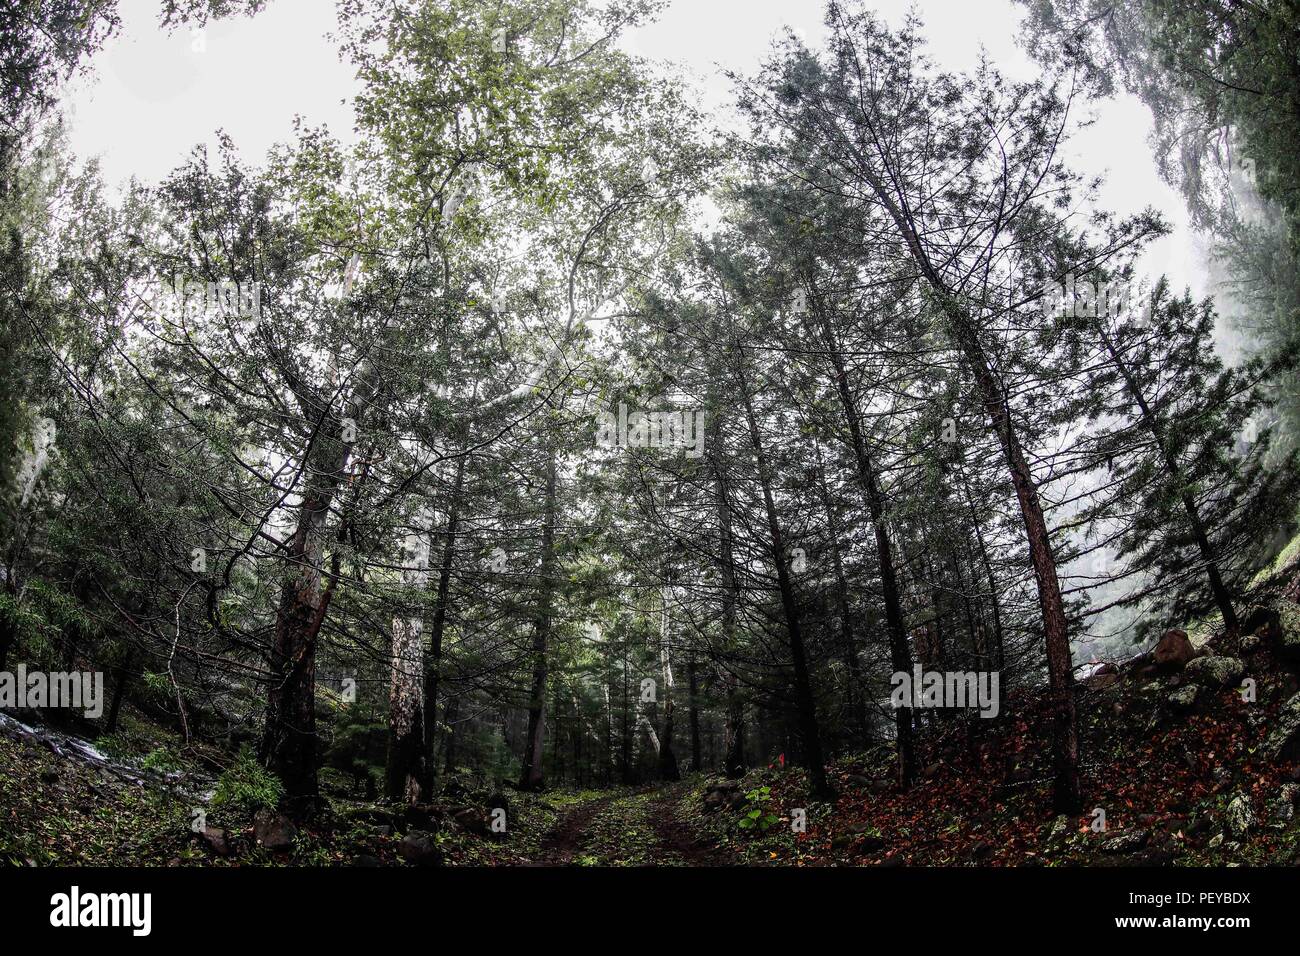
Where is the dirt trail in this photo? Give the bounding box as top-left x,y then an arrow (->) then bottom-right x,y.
533,794 -> 617,865
647,788 -> 735,865
530,783 -> 737,866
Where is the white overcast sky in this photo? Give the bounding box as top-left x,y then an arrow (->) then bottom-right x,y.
61,0 -> 1198,291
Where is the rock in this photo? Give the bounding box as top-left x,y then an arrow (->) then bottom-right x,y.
1100,830 -> 1150,854
197,825 -> 231,857
1167,685 -> 1201,711
1225,792 -> 1256,838
403,803 -> 445,832
1240,635 -> 1261,653
704,779 -> 741,793
1085,670 -> 1122,691
833,823 -> 886,854
857,833 -> 887,853
702,779 -> 745,811
1208,832 -> 1224,848
845,773 -> 890,792
441,779 -> 470,801
398,830 -> 442,866
341,806 -> 399,828
1132,663 -> 1161,685
1133,846 -> 1178,867
1184,655 -> 1244,688
451,806 -> 489,836
1269,797 -> 1294,824
253,809 -> 298,851
1153,630 -> 1195,672
1242,604 -> 1278,637
1262,691 -> 1300,762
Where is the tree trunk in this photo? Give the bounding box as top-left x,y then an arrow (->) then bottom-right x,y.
260,408 -> 361,816
687,650 -> 702,772
813,442 -> 868,741
656,584 -> 680,781
104,646 -> 137,735
518,447 -> 556,791
811,295 -> 915,787
0,610 -> 14,674
620,645 -> 632,783
1099,329 -> 1240,636
420,453 -> 467,795
861,170 -> 1081,813
961,470 -> 1005,671
442,695 -> 459,773
709,412 -> 746,779
738,379 -> 834,800
385,516 -> 430,803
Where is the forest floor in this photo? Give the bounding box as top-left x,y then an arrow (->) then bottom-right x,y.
5,583 -> 1300,866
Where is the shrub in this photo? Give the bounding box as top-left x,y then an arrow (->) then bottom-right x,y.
141,747 -> 183,773
212,747 -> 284,816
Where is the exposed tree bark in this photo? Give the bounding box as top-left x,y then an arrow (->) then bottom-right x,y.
656,583 -> 680,781
385,514 -> 430,803
620,642 -> 632,783
261,363 -> 377,820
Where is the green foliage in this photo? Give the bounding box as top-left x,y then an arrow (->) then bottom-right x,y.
211,747 -> 284,816
92,733 -> 136,763
736,785 -> 780,832
140,747 -> 184,773
141,672 -> 173,702
322,708 -> 387,794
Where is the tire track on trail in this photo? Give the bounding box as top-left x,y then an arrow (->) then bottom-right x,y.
646,786 -> 737,866
533,794 -> 617,865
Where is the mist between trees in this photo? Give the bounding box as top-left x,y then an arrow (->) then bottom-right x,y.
2,0 -> 1298,828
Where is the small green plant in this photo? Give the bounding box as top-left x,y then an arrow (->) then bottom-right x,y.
212,747 -> 284,816
737,785 -> 780,832
140,747 -> 183,773
93,732 -> 136,762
